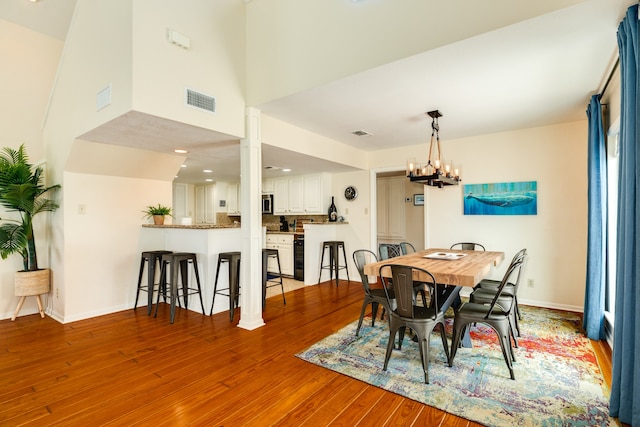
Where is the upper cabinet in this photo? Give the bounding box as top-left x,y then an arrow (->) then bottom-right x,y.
194,184 -> 216,224
273,173 -> 330,215
227,182 -> 241,215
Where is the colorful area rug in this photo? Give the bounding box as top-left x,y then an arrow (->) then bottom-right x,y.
296,306 -> 614,426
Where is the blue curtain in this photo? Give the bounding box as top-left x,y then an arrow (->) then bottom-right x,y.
583,95 -> 606,340
610,5 -> 639,425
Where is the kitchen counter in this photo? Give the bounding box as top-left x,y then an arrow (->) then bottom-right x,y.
142,224 -> 240,229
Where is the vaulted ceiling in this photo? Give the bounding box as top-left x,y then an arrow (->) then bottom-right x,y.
1,0 -> 630,184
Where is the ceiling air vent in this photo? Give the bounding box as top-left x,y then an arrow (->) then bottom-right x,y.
351,129 -> 372,137
185,88 -> 216,114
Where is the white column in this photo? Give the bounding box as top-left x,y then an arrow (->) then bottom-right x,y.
238,107 -> 265,330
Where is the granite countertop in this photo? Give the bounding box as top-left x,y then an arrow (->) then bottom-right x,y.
142,224 -> 241,229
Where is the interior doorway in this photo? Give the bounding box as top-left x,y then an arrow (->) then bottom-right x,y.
374,170 -> 425,255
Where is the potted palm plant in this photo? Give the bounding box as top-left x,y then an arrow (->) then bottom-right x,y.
0,144 -> 60,320
142,203 -> 173,225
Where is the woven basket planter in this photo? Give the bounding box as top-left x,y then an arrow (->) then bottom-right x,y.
15,269 -> 50,296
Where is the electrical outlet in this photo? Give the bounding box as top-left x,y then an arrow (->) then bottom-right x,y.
78,204 -> 87,214
527,279 -> 534,288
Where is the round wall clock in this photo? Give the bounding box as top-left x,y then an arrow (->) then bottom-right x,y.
344,185 -> 358,201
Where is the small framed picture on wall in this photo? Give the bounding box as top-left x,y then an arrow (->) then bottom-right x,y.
413,194 -> 424,206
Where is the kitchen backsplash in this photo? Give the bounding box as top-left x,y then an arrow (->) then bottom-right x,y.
218,213 -> 328,231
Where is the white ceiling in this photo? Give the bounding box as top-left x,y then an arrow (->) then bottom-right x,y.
1,0 -> 630,184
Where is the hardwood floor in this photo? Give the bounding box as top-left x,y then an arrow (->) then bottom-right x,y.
1,281 -> 612,426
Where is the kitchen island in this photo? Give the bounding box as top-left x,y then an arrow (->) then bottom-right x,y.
140,224 -> 264,316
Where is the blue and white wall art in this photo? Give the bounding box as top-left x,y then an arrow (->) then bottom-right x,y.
464,181 -> 537,215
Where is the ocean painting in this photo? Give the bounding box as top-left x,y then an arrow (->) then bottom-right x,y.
464,181 -> 537,215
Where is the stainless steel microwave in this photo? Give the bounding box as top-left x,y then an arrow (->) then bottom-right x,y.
262,194 -> 273,214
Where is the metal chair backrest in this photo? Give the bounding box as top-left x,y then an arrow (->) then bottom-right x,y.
379,243 -> 402,260
399,242 -> 416,254
486,258 -> 525,318
450,242 -> 486,251
353,249 -> 378,295
379,264 -> 437,320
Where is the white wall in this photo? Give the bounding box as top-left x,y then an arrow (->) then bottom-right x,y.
131,0 -> 246,138
0,20 -> 63,319
56,173 -> 171,322
369,121 -> 588,311
39,0 -> 248,321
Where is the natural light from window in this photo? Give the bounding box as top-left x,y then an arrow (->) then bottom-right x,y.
605,119 -> 619,329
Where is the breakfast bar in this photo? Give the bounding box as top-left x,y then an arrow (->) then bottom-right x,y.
139,224 -> 254,316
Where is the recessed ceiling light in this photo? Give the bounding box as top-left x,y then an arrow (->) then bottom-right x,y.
351,130 -> 372,137
205,178 -> 213,182
203,169 -> 212,173
174,149 -> 188,154
282,168 -> 292,172
181,164 -> 186,168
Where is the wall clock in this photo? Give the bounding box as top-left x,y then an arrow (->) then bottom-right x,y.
344,185 -> 358,201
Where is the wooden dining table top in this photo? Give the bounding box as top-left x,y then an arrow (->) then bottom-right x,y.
363,248 -> 505,288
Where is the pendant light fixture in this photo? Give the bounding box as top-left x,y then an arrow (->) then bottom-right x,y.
406,110 -> 460,188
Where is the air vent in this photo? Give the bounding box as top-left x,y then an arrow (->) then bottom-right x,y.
351,129 -> 372,137
185,88 -> 216,113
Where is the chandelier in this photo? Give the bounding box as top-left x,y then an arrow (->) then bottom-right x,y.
406,110 -> 460,188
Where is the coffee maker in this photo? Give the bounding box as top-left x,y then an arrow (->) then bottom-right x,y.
279,215 -> 289,232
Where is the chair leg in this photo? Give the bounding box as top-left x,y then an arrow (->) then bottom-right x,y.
370,301 -> 379,327
210,258 -> 223,315
448,321 -> 466,367
383,323 -> 398,371
134,257 -> 146,310
356,300 -> 368,336
438,322 -> 450,362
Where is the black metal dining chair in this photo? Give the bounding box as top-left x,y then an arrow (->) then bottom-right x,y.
450,242 -> 485,251
379,264 -> 449,384
470,249 -> 527,340
448,257 -> 525,380
353,250 -> 395,336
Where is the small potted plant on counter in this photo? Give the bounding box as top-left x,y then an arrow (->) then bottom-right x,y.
142,203 -> 173,225
0,144 -> 61,320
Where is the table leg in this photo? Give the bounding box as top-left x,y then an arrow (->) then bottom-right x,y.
436,285 -> 472,348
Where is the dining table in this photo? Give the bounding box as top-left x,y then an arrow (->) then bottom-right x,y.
363,247 -> 505,347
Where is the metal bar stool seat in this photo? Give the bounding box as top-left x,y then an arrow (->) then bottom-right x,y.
154,252 -> 205,324
211,251 -> 242,321
134,250 -> 173,315
317,240 -> 350,286
263,248 -> 286,309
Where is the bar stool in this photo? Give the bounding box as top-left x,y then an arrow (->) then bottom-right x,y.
154,252 -> 205,324
211,251 -> 241,321
263,248 -> 286,309
134,250 -> 173,315
317,241 -> 350,286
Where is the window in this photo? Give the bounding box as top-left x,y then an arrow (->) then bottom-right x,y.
604,119 -> 620,327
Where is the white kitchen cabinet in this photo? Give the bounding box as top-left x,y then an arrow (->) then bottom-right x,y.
377,176 -> 405,240
272,173 -> 330,215
303,173 -> 329,214
262,179 -> 274,194
266,234 -> 293,276
227,182 -> 241,215
288,176 -> 304,213
273,179 -> 289,214
194,184 -> 216,224
172,183 -> 189,223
